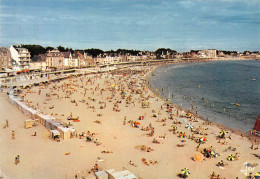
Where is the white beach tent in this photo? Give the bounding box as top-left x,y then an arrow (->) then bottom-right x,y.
50,130 -> 60,139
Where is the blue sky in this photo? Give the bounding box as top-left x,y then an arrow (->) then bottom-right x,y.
0,0 -> 259,52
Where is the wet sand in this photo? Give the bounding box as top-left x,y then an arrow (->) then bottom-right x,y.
0,65 -> 259,179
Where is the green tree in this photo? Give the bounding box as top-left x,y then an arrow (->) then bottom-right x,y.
57,46 -> 66,52
46,46 -> 54,51
154,48 -> 177,59
84,48 -> 104,57
20,44 -> 47,58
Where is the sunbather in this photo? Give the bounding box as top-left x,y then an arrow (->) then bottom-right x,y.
142,158 -> 149,166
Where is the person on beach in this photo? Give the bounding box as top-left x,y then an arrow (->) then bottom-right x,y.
15,155 -> 20,165
228,134 -> 232,140
92,163 -> 99,172
210,172 -> 216,179
129,160 -> 135,166
123,116 -> 126,125
196,143 -> 201,151
12,131 -> 15,139
248,173 -> 253,179
234,153 -> 239,160
6,120 -> 8,127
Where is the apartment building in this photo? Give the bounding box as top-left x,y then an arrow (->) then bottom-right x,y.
10,45 -> 31,69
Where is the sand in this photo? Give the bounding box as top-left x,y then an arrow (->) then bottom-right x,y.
0,65 -> 259,179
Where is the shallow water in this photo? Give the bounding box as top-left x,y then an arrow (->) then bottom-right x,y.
149,60 -> 260,132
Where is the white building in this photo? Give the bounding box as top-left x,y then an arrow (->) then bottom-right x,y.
127,55 -> 142,62
103,56 -> 122,64
9,45 -> 31,69
29,61 -> 47,71
69,51 -> 85,68
207,49 -> 217,58
198,49 -> 217,58
62,52 -> 71,68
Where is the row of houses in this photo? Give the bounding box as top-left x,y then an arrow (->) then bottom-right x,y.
1,46 -> 260,71
183,49 -> 260,59
182,49 -> 217,58
45,49 -> 94,70
0,46 -> 157,71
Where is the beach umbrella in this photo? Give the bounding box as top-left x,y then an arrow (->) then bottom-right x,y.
181,168 -> 191,177
209,150 -> 216,156
199,137 -> 208,142
219,130 -> 228,138
186,113 -> 192,118
254,172 -> 260,179
179,132 -> 186,138
227,154 -> 235,161
194,153 -> 204,162
186,123 -> 194,130
138,116 -> 144,120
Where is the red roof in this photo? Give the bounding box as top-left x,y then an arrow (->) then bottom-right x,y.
253,114 -> 260,132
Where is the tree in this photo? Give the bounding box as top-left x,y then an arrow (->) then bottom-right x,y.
115,49 -> 141,56
84,48 -> 104,57
154,48 -> 177,59
20,44 -> 47,58
105,50 -> 115,53
155,48 -> 176,55
57,46 -> 66,52
65,47 -> 73,52
46,46 -> 54,51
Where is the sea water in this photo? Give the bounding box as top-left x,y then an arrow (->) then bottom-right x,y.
149,60 -> 260,132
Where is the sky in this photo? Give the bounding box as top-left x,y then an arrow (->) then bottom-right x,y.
0,0 -> 260,52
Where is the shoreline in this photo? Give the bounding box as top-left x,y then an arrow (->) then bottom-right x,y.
145,61 -> 259,143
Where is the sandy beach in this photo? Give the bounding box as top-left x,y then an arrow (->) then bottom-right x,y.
0,64 -> 259,179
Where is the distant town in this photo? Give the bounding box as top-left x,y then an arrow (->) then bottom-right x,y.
0,44 -> 259,73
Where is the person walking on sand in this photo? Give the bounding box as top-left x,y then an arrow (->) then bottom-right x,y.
210,172 -> 216,179
12,131 -> 15,139
196,143 -> 201,151
5,120 -> 8,127
123,116 -> 126,125
15,155 -> 20,165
